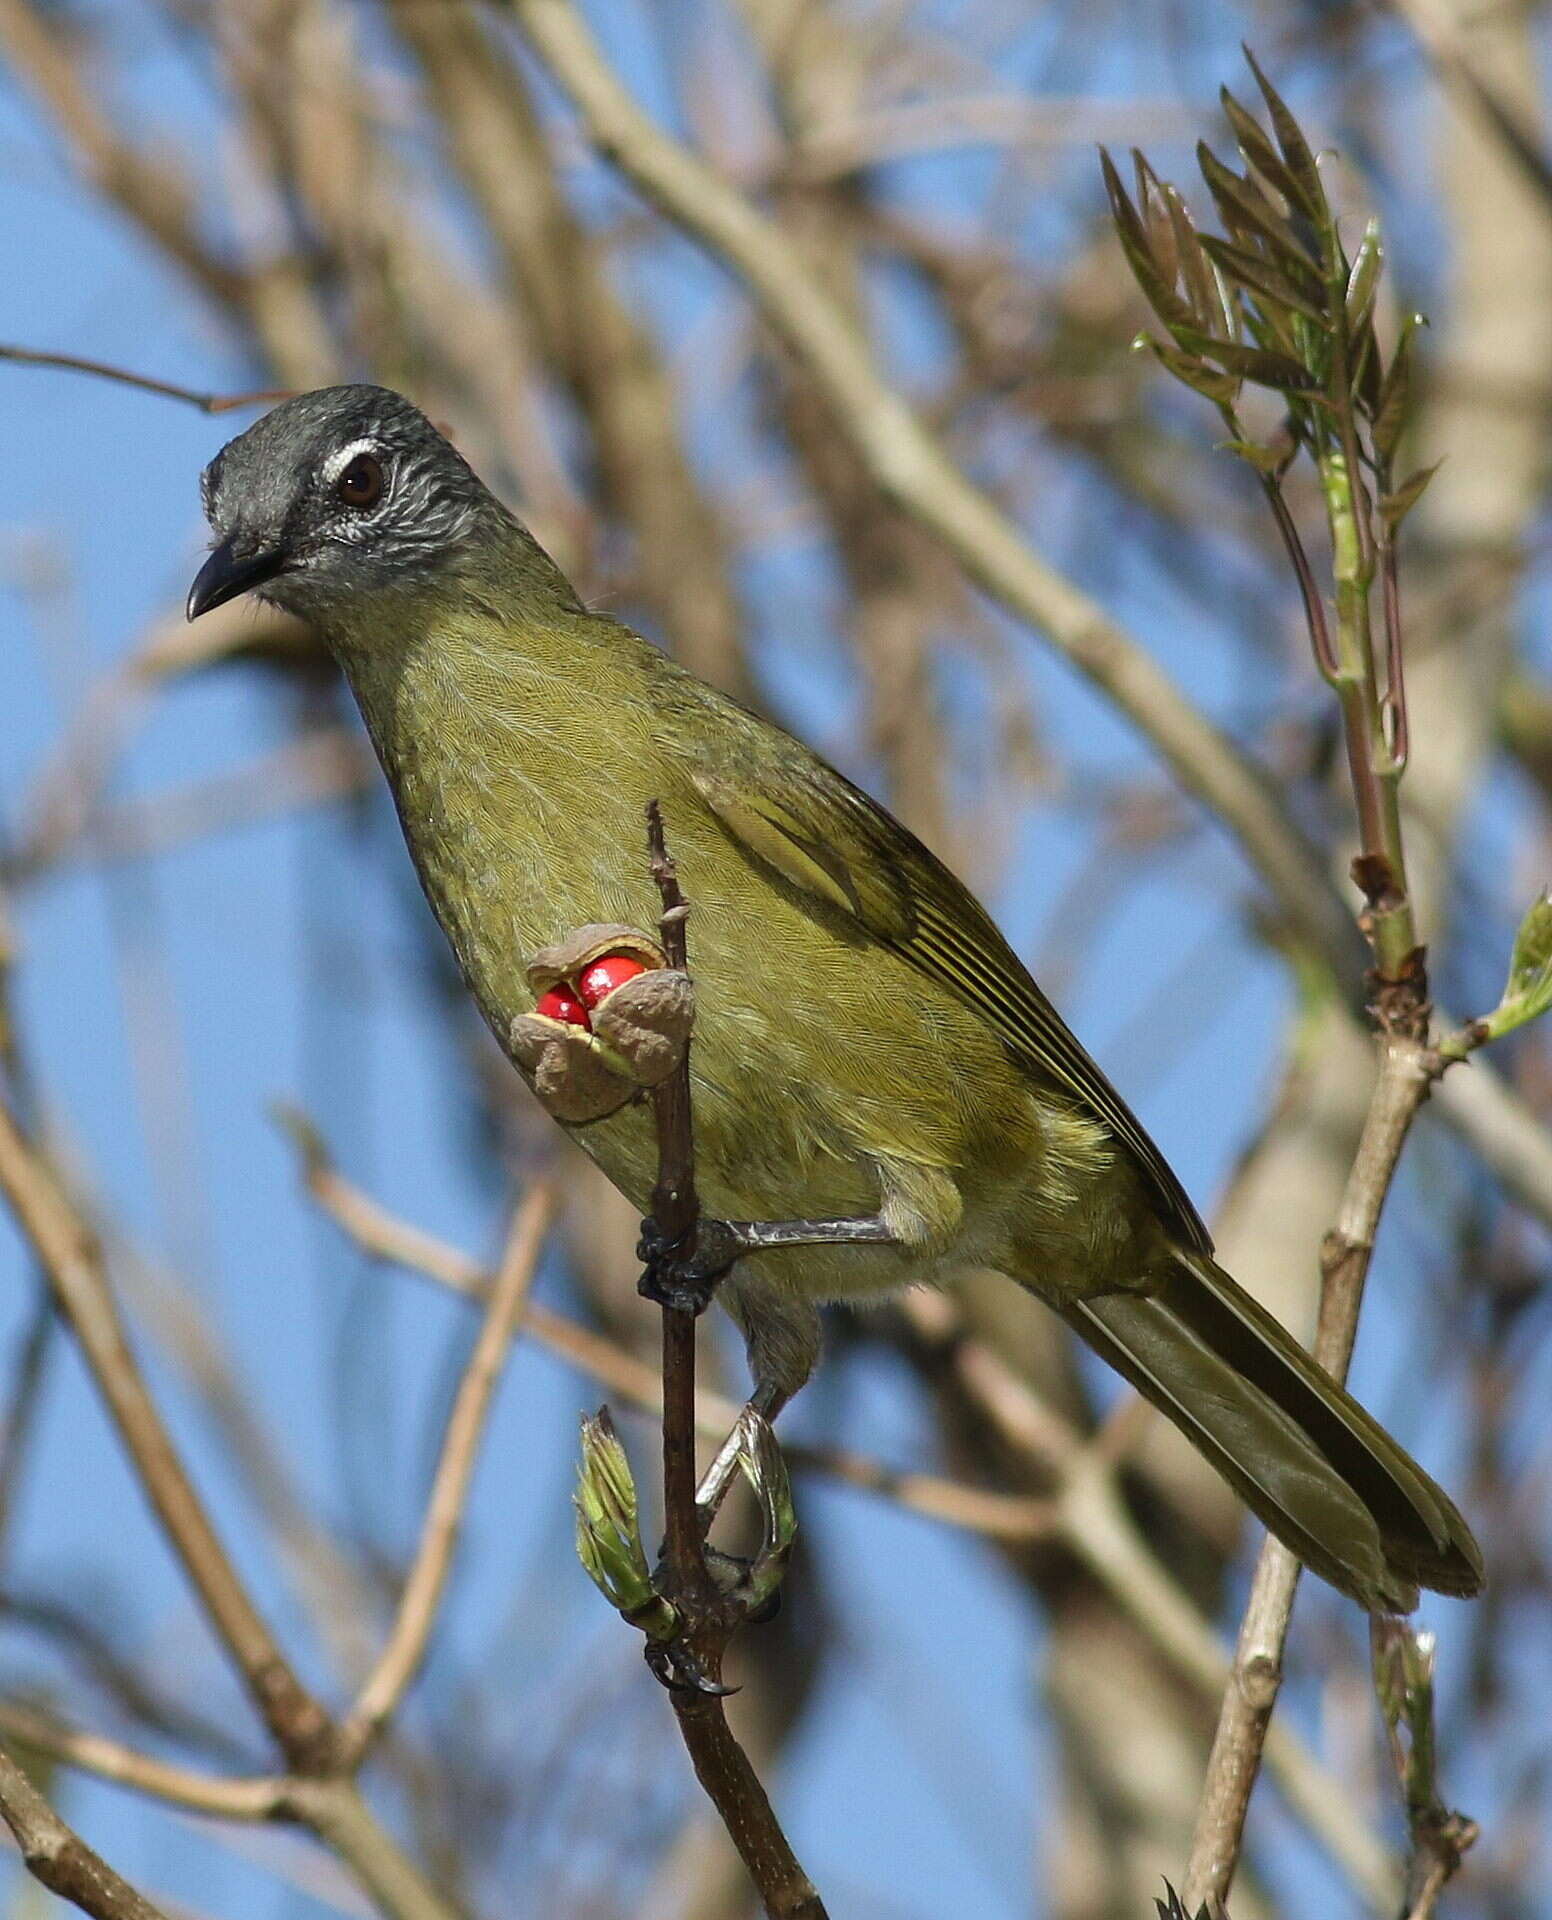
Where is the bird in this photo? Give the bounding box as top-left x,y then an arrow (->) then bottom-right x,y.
187,383 -> 1482,1613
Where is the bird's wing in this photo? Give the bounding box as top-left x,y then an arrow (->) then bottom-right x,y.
688,750 -> 1212,1256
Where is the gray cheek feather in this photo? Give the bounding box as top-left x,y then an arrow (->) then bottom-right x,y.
327,468 -> 483,566
274,480 -> 487,617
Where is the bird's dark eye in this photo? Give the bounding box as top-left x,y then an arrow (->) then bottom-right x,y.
336,452 -> 384,509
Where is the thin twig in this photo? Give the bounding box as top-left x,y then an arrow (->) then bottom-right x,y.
0,1740 -> 170,1920
1182,1036 -> 1436,1911
0,1704 -> 285,1821
284,1115 -> 1393,1904
0,1096 -> 334,1769
640,802 -> 828,1920
0,345 -> 287,414
506,0 -> 1355,973
278,1109 -> 1052,1541
340,1182 -> 555,1764
644,801 -> 703,1593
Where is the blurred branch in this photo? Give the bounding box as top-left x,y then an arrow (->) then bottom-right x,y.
1183,1036 -> 1435,1911
0,1287 -> 54,1564
0,1703 -> 284,1821
778,94 -> 1197,181
340,1183 -> 556,1765
12,731 -> 372,880
0,0 -> 243,307
4,600 -> 323,891
1389,0 -> 1552,207
388,1 -> 751,696
0,1697 -> 506,1920
0,1098 -> 469,1920
507,0 -> 1552,1259
506,0 -> 1355,971
277,1107 -> 1054,1543
281,1111 -> 1392,1907
0,1096 -> 334,1768
0,1741 -> 169,1920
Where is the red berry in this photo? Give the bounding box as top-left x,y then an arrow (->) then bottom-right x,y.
535,984 -> 591,1028
577,953 -> 649,1008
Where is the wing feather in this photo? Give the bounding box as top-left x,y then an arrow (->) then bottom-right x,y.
688,751 -> 1211,1254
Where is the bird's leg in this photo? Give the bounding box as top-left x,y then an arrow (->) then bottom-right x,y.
636,1212 -> 897,1313
695,1380 -> 791,1529
638,1207 -> 899,1522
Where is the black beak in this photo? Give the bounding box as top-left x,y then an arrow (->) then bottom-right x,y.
186,534 -> 288,620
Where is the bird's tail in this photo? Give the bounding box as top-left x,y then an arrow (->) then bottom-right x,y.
1061,1248 -> 1483,1611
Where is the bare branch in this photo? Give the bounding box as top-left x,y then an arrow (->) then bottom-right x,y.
1183,1037 -> 1437,1911
0,1097 -> 334,1769
637,802 -> 828,1920
0,345 -> 286,415
340,1182 -> 556,1764
0,1704 -> 284,1822
0,1740 -> 171,1920
506,0 -> 1356,971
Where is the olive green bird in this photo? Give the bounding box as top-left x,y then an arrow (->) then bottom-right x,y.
187,386 -> 1482,1614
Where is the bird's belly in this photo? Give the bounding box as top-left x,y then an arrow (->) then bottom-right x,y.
386,737 -> 1065,1278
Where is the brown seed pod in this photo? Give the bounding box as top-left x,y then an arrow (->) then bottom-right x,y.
590,969 -> 695,1087
524,924 -> 667,996
507,1014 -> 638,1124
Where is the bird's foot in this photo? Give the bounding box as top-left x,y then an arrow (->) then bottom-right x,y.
637,1216 -> 743,1314
643,1636 -> 737,1697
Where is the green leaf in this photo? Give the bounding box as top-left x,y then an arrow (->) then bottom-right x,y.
1173,327 -> 1319,391
1199,232 -> 1328,324
1509,891 -> 1552,995
574,1409 -> 679,1638
1371,1615 -> 1408,1732
1101,147 -> 1193,330
1377,461 -> 1441,528
1354,316 -> 1383,421
1197,140 -> 1321,275
1346,218 -> 1384,335
1372,312 -> 1427,464
1216,436 -> 1287,475
1218,86 -> 1312,219
1160,183 -> 1224,334
1244,48 -> 1329,231
1129,151 -> 1178,285
1476,891 -> 1552,1044
1133,331 -> 1242,406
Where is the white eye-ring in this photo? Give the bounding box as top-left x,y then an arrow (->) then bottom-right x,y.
324,439 -> 387,510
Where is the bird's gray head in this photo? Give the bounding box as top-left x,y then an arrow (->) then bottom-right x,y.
188,385 -> 504,623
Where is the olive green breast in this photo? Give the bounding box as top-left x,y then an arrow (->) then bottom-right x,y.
328,592 -> 1048,1239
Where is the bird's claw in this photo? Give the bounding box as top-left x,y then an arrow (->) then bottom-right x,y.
644,1638 -> 738,1697
637,1216 -> 742,1314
